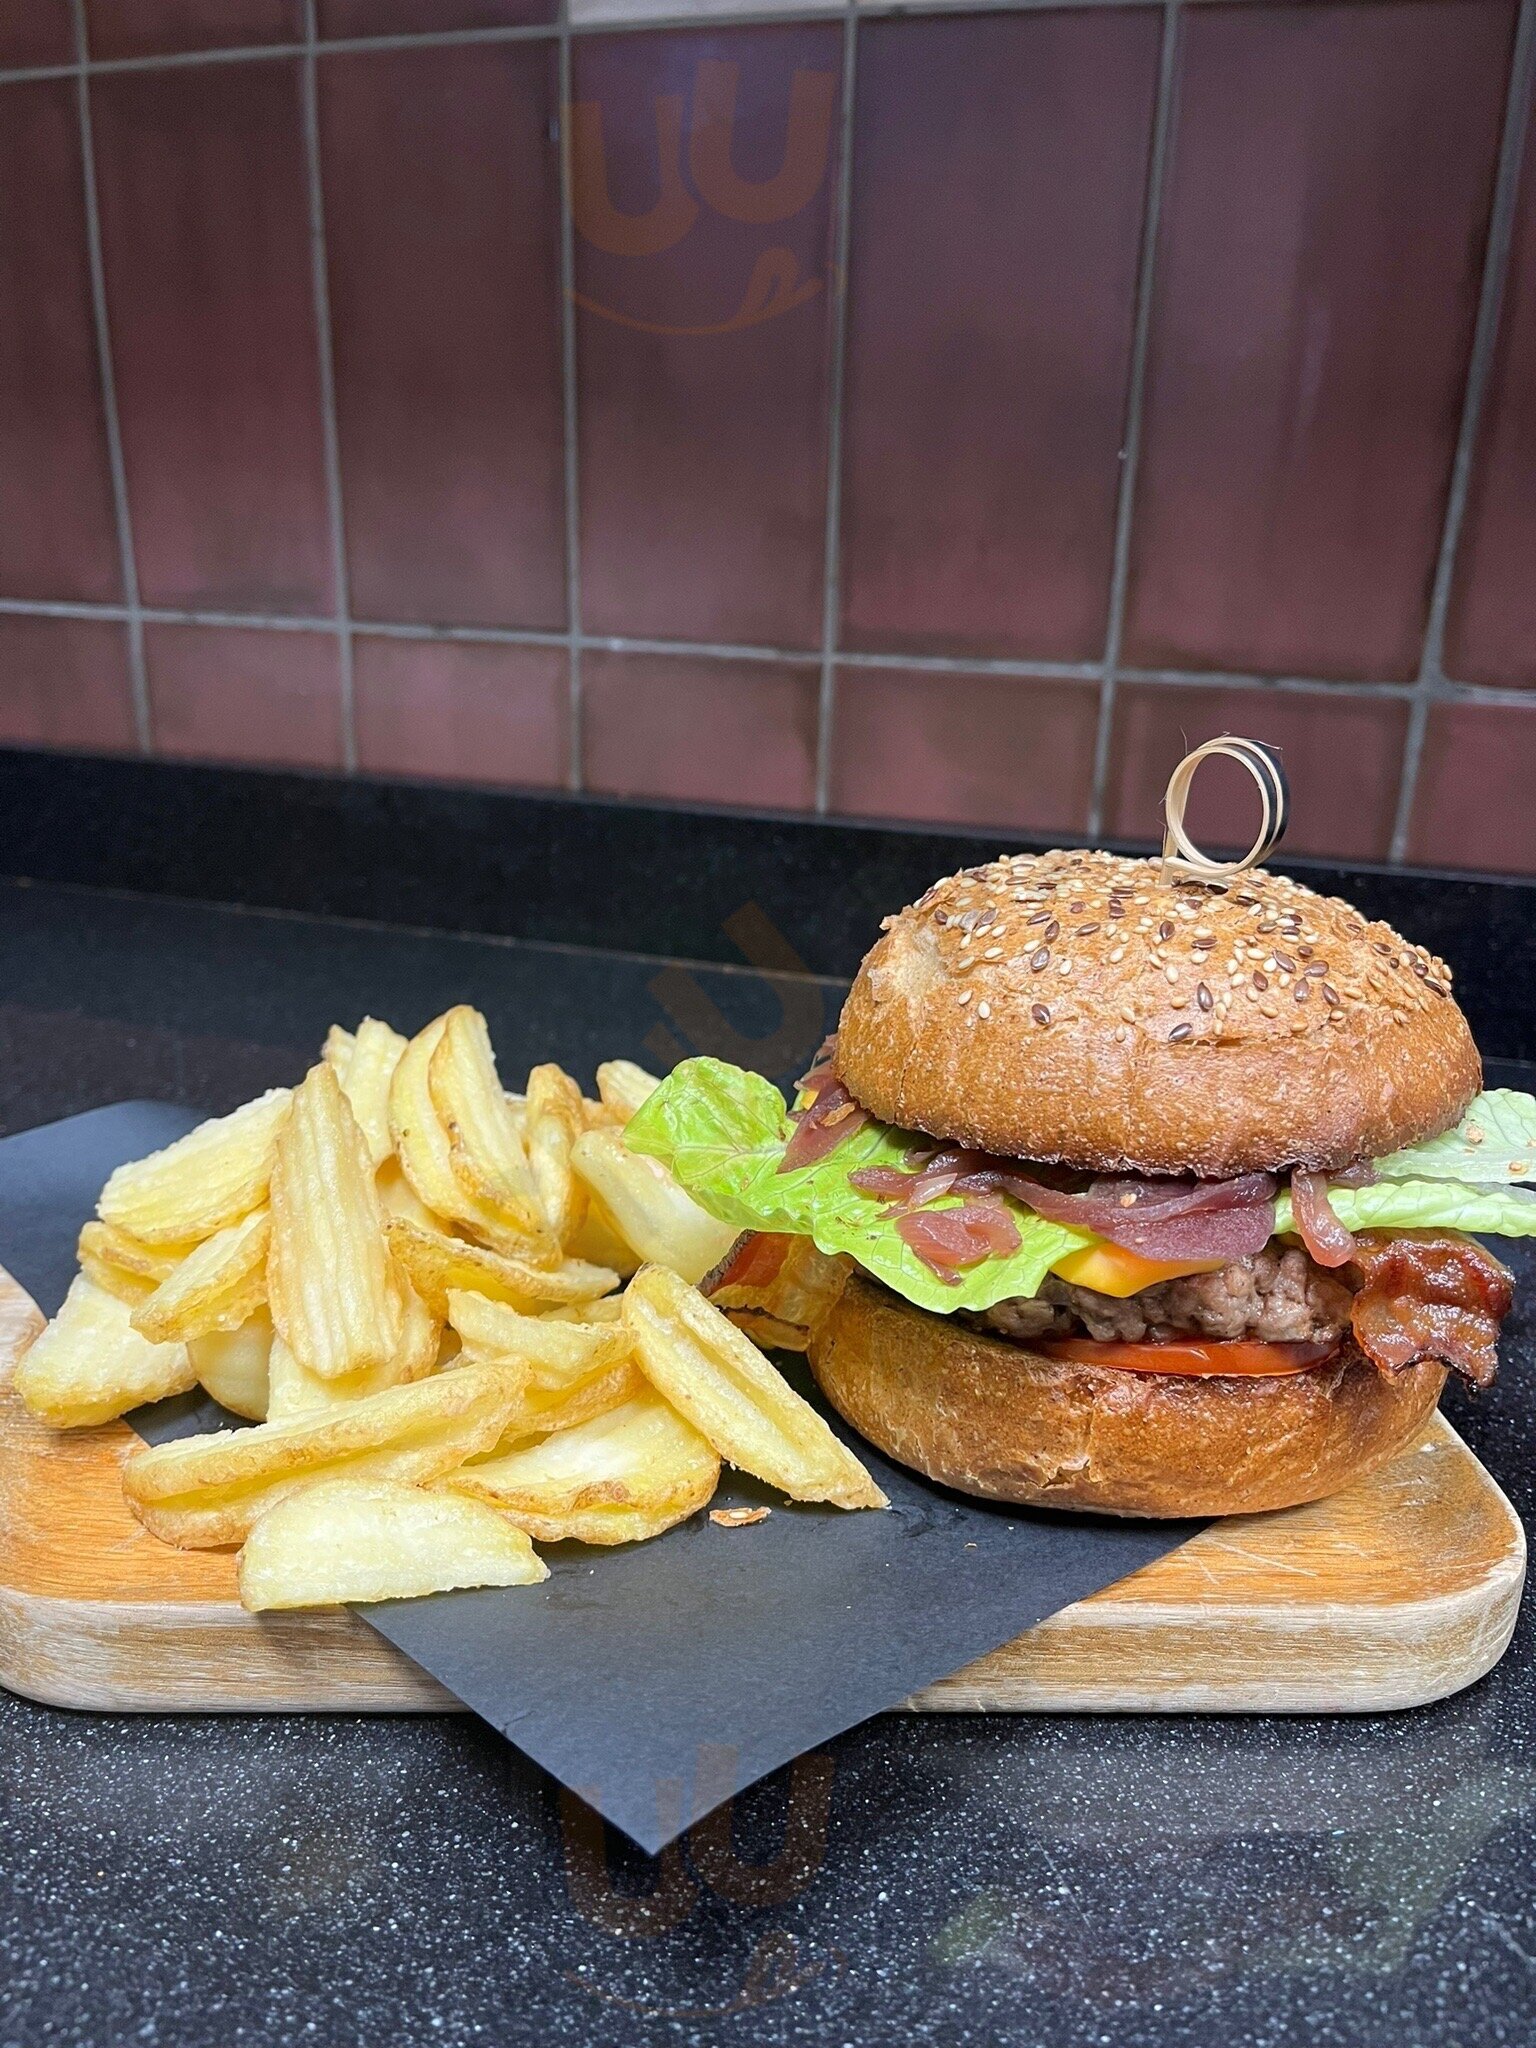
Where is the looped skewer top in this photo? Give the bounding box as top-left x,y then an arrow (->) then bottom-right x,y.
1161,737 -> 1290,887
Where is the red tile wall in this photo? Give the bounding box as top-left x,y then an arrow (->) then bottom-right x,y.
1123,0 -> 1513,683
0,80 -> 121,603
86,1 -> 303,61
0,617 -> 136,753
319,43 -> 566,629
1,2 -> 1535,878
353,636 -> 568,787
840,10 -> 1159,662
146,622 -> 343,767
90,59 -> 334,614
0,2 -> 74,66
573,24 -> 841,647
1444,89 -> 1536,690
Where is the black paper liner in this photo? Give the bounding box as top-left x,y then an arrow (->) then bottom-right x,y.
0,1102 -> 1200,1852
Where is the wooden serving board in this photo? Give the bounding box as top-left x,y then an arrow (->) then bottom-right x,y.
0,1270 -> 1524,1716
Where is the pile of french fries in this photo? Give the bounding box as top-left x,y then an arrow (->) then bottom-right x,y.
15,1010 -> 885,1612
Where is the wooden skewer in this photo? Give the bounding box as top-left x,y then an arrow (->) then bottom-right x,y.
1160,737 -> 1290,886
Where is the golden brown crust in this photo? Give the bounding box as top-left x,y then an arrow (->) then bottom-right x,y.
808,1272 -> 1447,1517
837,850 -> 1481,1176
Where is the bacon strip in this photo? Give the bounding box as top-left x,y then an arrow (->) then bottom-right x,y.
1348,1231 -> 1512,1389
1290,1170 -> 1356,1269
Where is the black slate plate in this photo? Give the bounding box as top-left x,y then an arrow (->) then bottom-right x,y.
0,1101 -> 1200,1853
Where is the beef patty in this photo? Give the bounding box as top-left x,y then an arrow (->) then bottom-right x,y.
975,1244 -> 1355,1347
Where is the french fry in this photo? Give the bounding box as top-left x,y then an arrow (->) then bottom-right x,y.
624,1264 -> 886,1510
97,1088 -> 291,1245
541,1297 -> 625,1325
565,1190 -> 640,1276
447,1290 -> 642,1439
596,1059 -> 662,1123
16,1274 -> 195,1428
238,1478 -> 548,1611
449,1291 -> 623,1377
337,1016 -> 407,1167
375,1155 -> 441,1232
268,1064 -> 402,1380
385,1215 -> 616,1321
266,1282 -> 440,1420
571,1129 -> 737,1285
322,1024 -> 356,1072
130,1207 -> 269,1345
77,1220 -> 191,1292
189,1309 -> 272,1421
428,1007 -> 549,1241
122,1361 -> 523,1546
524,1062 -> 586,1244
442,1391 -> 719,1545
390,1017 -> 553,1260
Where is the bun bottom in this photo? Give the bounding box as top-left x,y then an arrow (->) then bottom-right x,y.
807,1273 -> 1447,1517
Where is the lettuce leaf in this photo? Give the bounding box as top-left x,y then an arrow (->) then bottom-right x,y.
1372,1089 -> 1536,1184
623,1056 -> 1090,1316
1276,1176 -> 1536,1239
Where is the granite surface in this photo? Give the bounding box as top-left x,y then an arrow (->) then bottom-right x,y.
1,874 -> 1534,2048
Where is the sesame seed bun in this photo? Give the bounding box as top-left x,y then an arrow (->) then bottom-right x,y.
808,1271 -> 1447,1517
836,850 -> 1481,1177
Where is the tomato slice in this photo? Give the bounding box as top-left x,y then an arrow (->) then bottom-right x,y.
1037,1337 -> 1339,1377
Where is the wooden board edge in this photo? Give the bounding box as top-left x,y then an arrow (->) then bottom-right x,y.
0,1583 -> 463,1714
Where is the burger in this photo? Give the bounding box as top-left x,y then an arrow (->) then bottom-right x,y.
625,847 -> 1530,1516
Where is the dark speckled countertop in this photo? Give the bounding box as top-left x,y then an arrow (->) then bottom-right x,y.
2,764 -> 1535,2048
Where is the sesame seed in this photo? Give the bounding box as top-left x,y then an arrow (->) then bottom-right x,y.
1197,982 -> 1213,1011
1031,1004 -> 1051,1027
1511,1160 -> 1531,1177
1169,1023 -> 1194,1043
1467,1124 -> 1485,1145
1120,1003 -> 1136,1022
1030,948 -> 1051,971
1294,982 -> 1310,1003
1109,946 -> 1125,963
977,1001 -> 991,1019
1158,921 -> 1174,941
1260,1003 -> 1278,1018
1114,1025 -> 1130,1044
1321,984 -> 1341,1008
983,947 -> 1002,960
1165,966 -> 1179,985
1253,971 -> 1269,991
1057,958 -> 1073,975
1043,920 -> 1060,942
957,990 -> 972,1007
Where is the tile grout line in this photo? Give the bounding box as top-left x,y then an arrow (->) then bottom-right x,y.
300,0 -> 358,772
0,0 -> 1166,89
558,8 -> 584,792
1086,0 -> 1180,844
814,0 -> 860,815
69,0 -> 151,755
1389,0 -> 1536,864
12,590 -> 1536,702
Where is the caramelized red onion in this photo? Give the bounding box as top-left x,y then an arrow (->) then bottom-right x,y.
896,1197 -> 1021,1281
778,1075 -> 870,1171
1289,1170 -> 1357,1268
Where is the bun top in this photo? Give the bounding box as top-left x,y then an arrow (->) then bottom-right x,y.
836,849 -> 1481,1177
